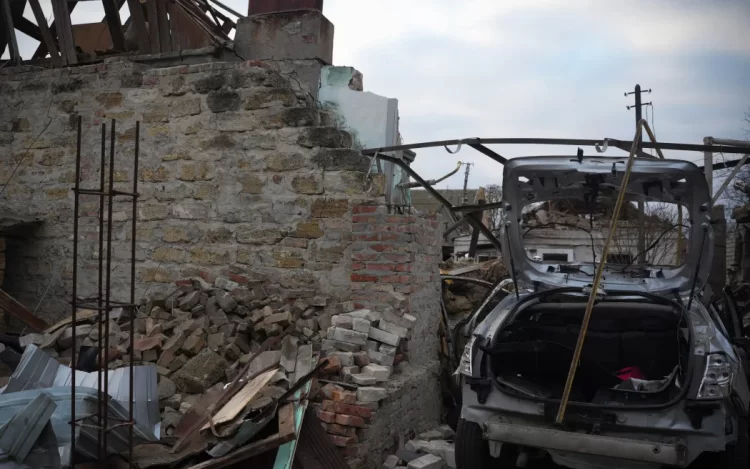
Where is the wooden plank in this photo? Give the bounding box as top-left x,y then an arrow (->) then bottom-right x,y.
33,0 -> 77,58
166,0 -> 180,50
145,0 -> 160,52
273,380 -> 313,469
155,0 -> 171,52
126,0 -> 150,53
14,16 -> 42,42
277,402 -> 295,438
201,367 -> 278,429
101,0 -> 125,51
0,0 -> 21,65
0,289 -> 49,332
28,0 -> 61,67
50,0 -> 77,65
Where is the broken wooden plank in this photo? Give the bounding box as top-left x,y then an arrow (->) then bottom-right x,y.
0,289 -> 49,332
166,0 -> 181,50
273,379 -> 313,469
33,0 -> 76,58
201,367 -> 278,429
145,0 -> 160,52
291,343 -> 312,385
277,402 -> 295,438
0,0 -> 21,65
43,309 -> 96,335
101,0 -> 126,51
50,0 -> 77,65
155,0 -> 171,52
125,0 -> 150,53
28,0 -> 62,67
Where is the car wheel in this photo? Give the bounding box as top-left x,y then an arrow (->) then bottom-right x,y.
455,419 -> 517,469
456,419 -> 490,469
719,417 -> 749,468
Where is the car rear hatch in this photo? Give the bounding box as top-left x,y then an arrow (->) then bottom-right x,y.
499,156 -> 713,294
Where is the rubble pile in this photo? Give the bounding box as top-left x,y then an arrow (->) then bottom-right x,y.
21,276 -> 332,435
17,275 -> 422,467
381,425 -> 456,469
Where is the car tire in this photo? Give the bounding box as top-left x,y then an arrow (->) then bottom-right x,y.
456,419 -> 490,469
719,416 -> 749,468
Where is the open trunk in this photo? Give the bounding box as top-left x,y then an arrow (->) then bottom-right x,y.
489,299 -> 690,405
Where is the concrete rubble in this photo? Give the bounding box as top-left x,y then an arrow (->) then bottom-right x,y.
380,425 -> 456,469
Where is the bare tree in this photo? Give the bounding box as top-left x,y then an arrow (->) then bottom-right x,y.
484,184 -> 503,231
721,109 -> 750,210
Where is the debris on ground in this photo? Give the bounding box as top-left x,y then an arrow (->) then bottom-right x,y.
17,275 -> 410,467
381,425 -> 456,468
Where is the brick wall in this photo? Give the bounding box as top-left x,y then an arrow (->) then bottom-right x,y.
0,58 -> 385,323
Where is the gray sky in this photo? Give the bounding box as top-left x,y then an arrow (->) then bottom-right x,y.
7,0 -> 750,190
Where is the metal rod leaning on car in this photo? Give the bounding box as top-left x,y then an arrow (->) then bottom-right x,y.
555,120 -> 648,424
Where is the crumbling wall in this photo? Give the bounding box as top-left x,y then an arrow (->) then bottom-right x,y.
0,58 -> 381,324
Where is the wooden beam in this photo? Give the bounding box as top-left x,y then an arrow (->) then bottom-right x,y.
101,0 -> 125,51
28,0 -> 62,67
155,0 -> 171,52
0,0 -> 21,65
14,16 -> 42,41
50,0 -> 77,65
125,0 -> 150,53
0,289 -> 49,333
166,1 -> 180,50
33,0 -> 77,59
145,0 -> 160,52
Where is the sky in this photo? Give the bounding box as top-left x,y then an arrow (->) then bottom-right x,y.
6,0 -> 750,190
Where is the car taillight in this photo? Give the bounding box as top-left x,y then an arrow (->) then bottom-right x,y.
456,336 -> 477,377
697,353 -> 736,400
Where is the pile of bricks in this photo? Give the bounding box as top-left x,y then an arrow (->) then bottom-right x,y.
19,275 -> 329,436
382,425 -> 456,469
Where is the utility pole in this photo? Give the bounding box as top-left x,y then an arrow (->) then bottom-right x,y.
626,85 -> 652,263
462,162 -> 474,205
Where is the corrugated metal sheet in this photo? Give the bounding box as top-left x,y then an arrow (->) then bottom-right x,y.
294,414 -> 349,469
0,345 -> 160,464
4,345 -> 160,439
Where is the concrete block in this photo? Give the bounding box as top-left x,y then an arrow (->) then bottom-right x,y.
356,386 -> 387,403
368,326 -> 400,346
407,440 -> 455,468
382,309 -> 417,330
407,454 -> 444,469
235,10 -> 334,63
368,350 -> 395,366
378,320 -> 409,339
346,309 -> 381,322
418,425 -> 455,441
362,364 -> 392,382
366,340 -> 380,351
383,454 -> 401,469
331,327 -> 368,346
280,335 -> 299,373
351,373 -> 377,386
352,317 -> 370,333
328,351 -> 353,367
331,314 -> 353,329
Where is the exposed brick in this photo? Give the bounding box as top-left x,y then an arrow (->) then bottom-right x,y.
352,215 -> 377,223
366,263 -> 394,272
351,273 -> 378,283
321,400 -> 373,420
334,414 -> 366,428
317,410 -> 336,424
329,434 -> 358,447
323,422 -> 358,437
380,275 -> 410,283
352,262 -> 365,271
352,205 -> 378,214
352,252 -> 380,262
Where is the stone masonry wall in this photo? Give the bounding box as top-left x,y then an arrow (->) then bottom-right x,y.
0,58 -> 382,324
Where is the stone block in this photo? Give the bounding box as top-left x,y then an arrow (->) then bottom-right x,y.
356,386 -> 387,403
379,320 -> 409,339
215,276 -> 240,291
362,364 -> 391,382
407,441 -> 454,468
328,351 -> 353,367
341,366 -> 359,383
217,292 -> 238,313
172,349 -> 227,394
158,376 -> 177,400
57,325 -> 92,349
368,350 -> 395,367
407,454 -> 444,469
382,309 -> 417,330
207,332 -> 225,352
366,340 -> 379,351
331,315 -> 353,329
368,326 -> 400,347
331,327 -> 368,346
345,309 -> 381,322
352,317 -> 370,333
418,426 -> 455,441
178,291 -> 201,311
181,335 -> 206,356
383,455 -> 401,469
351,374 -> 376,386
264,311 -> 292,327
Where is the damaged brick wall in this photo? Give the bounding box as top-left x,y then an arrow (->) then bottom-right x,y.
0,58 -> 382,324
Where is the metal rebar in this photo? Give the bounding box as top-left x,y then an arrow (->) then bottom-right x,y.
70,115 -> 82,467
103,119 -> 116,456
97,122 -> 106,462
128,121 -> 140,468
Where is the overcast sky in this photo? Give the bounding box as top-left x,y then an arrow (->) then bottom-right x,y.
7,0 -> 750,190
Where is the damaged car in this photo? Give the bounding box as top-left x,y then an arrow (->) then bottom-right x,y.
455,155 -> 750,468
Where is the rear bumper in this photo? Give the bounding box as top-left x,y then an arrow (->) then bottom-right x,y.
483,421 -> 688,467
